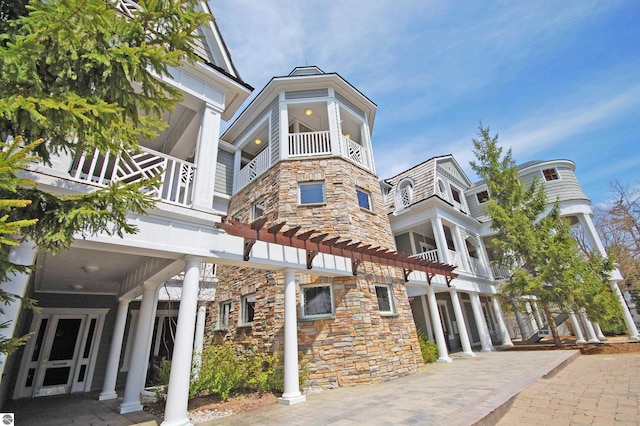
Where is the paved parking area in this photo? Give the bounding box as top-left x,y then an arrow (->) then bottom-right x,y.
498,352 -> 640,426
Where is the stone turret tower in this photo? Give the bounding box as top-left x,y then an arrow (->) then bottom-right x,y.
210,67 -> 423,389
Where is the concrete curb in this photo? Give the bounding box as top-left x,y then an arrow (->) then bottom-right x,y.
440,350 -> 581,426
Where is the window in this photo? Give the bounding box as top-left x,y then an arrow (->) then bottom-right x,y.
219,301 -> 231,329
299,181 -> 325,204
356,188 -> 372,210
542,168 -> 559,181
301,284 -> 334,318
375,285 -> 395,314
437,179 -> 446,196
241,294 -> 256,325
397,179 -> 413,210
251,200 -> 265,220
476,190 -> 489,204
450,185 -> 461,203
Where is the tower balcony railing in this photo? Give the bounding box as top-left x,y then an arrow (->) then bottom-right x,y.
236,147 -> 271,191
341,136 -> 368,169
288,131 -> 331,157
68,147 -> 195,207
467,256 -> 491,278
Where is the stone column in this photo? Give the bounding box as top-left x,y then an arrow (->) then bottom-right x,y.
0,239 -> 37,380
579,310 -> 600,344
449,289 -> 474,357
278,270 -> 306,405
120,282 -> 159,414
568,311 -> 587,344
99,298 -> 131,400
162,257 -> 202,426
491,296 -> 513,347
470,293 -> 495,352
426,286 -> 452,363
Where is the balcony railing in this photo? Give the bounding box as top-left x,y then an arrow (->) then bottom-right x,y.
236,147 -> 270,191
491,264 -> 512,280
342,136 -> 368,169
69,147 -> 195,207
288,131 -> 331,157
411,249 -> 439,262
447,249 -> 462,268
468,256 -> 490,278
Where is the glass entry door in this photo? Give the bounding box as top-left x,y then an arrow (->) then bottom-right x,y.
13,309 -> 107,399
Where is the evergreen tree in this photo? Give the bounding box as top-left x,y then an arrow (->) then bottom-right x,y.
470,125 -> 620,347
0,0 -> 210,354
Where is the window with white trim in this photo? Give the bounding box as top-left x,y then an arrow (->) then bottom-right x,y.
299,181 -> 325,204
251,200 -> 265,221
300,284 -> 334,318
542,168 -> 559,181
241,294 -> 256,325
356,187 -> 372,210
219,301 -> 231,329
476,190 -> 489,204
375,285 -> 395,314
450,185 -> 461,203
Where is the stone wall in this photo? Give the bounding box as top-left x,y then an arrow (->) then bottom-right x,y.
208,156 -> 424,388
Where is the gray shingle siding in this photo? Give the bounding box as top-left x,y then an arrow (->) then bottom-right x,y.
215,150 -> 234,195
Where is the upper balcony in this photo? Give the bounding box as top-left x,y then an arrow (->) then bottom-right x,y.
233,99 -> 375,193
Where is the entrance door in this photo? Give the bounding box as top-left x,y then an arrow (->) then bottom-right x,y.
14,309 -> 107,399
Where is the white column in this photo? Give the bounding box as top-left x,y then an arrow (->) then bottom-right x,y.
470,293 -> 495,352
449,289 -> 474,357
491,296 -> 513,347
431,217 -> 450,264
452,226 -> 470,272
326,92 -> 342,156
162,258 -> 202,426
120,282 -> 159,414
514,307 -> 528,342
579,310 -> 600,344
609,282 -> 640,341
192,304 -> 207,380
278,270 -> 306,405
0,240 -> 37,380
420,295 -> 435,341
568,311 -> 587,344
593,322 -> 606,341
426,286 -> 452,363
530,300 -> 545,328
361,120 -> 376,174
99,298 -> 131,400
192,104 -> 222,211
577,213 -> 607,256
278,94 -> 289,160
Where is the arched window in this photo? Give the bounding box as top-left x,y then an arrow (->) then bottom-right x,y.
396,179 -> 414,210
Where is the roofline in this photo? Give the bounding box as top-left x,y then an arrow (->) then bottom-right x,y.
382,154 -> 453,184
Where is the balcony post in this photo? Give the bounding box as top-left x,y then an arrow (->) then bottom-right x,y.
361,119 -> 375,174
327,90 -> 342,156
192,104 -> 222,211
278,94 -> 289,160
431,217 -> 451,265
452,225 -> 470,272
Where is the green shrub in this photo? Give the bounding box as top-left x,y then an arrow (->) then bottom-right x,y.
417,331 -> 439,363
600,319 -> 627,336
189,342 -> 282,401
151,357 -> 172,401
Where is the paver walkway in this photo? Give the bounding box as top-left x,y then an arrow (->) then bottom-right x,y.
498,352 -> 640,426
201,350 -> 577,425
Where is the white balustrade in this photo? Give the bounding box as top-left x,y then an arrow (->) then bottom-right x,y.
468,256 -> 490,278
447,249 -> 462,268
342,136 -> 367,168
237,147 -> 271,191
288,131 -> 331,157
397,187 -> 412,210
411,249 -> 439,262
69,147 -> 195,207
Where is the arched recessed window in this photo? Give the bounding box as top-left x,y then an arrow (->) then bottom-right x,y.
396,179 -> 414,210
437,179 -> 446,196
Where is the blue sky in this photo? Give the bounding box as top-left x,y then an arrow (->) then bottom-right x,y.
212,1 -> 639,204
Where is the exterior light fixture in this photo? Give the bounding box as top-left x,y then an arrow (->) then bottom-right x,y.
305,108 -> 313,116
82,265 -> 99,274
344,133 -> 351,140
254,138 -> 262,145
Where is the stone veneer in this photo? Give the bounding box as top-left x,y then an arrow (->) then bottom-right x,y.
207,156 -> 424,388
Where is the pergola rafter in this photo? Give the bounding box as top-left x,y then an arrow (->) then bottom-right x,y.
215,218 -> 458,285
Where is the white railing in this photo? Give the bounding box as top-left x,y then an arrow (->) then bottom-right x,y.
447,249 -> 462,268
288,131 -> 331,157
491,264 -> 512,280
236,147 -> 270,191
342,136 -> 368,168
411,249 -> 439,262
69,147 -> 195,207
468,256 -> 490,278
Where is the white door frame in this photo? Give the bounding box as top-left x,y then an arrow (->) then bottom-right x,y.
13,308 -> 107,399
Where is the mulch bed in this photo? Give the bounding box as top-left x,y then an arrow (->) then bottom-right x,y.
505,340 -> 640,355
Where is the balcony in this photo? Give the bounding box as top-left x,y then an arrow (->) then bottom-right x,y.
236,147 -> 270,192
411,249 -> 439,262
68,147 -> 195,207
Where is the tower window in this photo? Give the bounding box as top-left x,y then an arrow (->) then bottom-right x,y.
299,181 -> 325,204
356,188 -> 372,210
542,168 -> 559,181
476,190 -> 489,204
